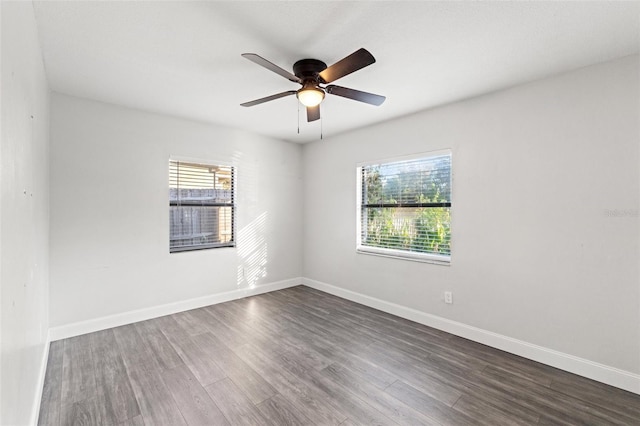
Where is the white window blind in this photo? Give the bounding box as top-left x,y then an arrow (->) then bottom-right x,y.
169,160 -> 235,253
358,152 -> 451,262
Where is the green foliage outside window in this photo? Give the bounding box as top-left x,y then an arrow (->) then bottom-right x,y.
361,155 -> 451,256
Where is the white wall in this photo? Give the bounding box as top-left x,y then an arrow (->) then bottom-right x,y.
1,2 -> 51,424
303,56 -> 639,377
49,94 -> 303,328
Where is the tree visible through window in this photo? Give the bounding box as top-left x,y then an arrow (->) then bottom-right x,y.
169,160 -> 235,252
358,152 -> 451,262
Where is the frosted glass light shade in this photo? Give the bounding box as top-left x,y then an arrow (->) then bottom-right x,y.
297,88 -> 325,107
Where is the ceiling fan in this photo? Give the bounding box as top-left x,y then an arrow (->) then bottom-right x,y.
240,48 -> 386,122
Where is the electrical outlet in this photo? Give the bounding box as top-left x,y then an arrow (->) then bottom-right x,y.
444,291 -> 453,304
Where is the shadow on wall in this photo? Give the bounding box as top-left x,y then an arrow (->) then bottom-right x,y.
237,211 -> 268,289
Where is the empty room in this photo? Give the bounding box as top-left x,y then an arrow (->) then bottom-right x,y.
2,1 -> 639,425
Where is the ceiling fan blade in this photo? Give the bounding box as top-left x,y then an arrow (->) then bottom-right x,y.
318,48 -> 376,84
242,53 -> 302,83
240,91 -> 297,107
307,105 -> 320,122
326,85 -> 386,106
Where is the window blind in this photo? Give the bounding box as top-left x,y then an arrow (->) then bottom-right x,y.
359,153 -> 451,260
169,160 -> 235,252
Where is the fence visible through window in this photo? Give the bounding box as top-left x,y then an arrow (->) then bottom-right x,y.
169,161 -> 235,252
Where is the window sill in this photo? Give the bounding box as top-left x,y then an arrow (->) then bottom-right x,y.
170,243 -> 235,253
357,246 -> 450,266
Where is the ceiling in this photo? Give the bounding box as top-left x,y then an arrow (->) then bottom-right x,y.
33,1 -> 640,143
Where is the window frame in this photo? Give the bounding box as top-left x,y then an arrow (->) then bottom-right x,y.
169,158 -> 236,253
356,150 -> 452,265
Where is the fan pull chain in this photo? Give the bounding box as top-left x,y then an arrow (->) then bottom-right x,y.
297,102 -> 300,134
320,115 -> 323,140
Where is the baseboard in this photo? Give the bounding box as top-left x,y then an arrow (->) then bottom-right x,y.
31,329 -> 51,426
49,277 -> 302,341
45,275 -> 640,394
302,277 -> 640,395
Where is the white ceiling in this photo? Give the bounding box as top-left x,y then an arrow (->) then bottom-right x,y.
33,1 -> 640,143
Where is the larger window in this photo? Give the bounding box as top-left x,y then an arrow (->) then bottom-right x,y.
169,160 -> 235,252
357,151 -> 451,263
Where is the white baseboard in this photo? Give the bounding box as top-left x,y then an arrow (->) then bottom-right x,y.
31,329 -> 51,426
49,277 -> 302,341
302,277 -> 640,395
45,275 -> 640,395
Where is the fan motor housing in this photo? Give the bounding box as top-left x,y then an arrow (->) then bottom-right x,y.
293,59 -> 327,81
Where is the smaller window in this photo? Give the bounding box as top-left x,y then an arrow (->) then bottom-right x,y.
169,160 -> 235,253
357,151 -> 451,263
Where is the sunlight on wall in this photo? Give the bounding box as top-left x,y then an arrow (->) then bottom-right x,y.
237,211 -> 268,289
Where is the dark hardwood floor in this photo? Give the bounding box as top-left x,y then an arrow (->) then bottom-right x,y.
38,286 -> 640,425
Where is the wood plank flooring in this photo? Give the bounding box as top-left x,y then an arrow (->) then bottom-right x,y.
38,286 -> 640,425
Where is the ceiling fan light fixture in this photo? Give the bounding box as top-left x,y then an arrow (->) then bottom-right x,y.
241,49 -> 385,124
297,86 -> 325,107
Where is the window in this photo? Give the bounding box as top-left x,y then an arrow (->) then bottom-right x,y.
357,151 -> 451,263
169,160 -> 235,252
